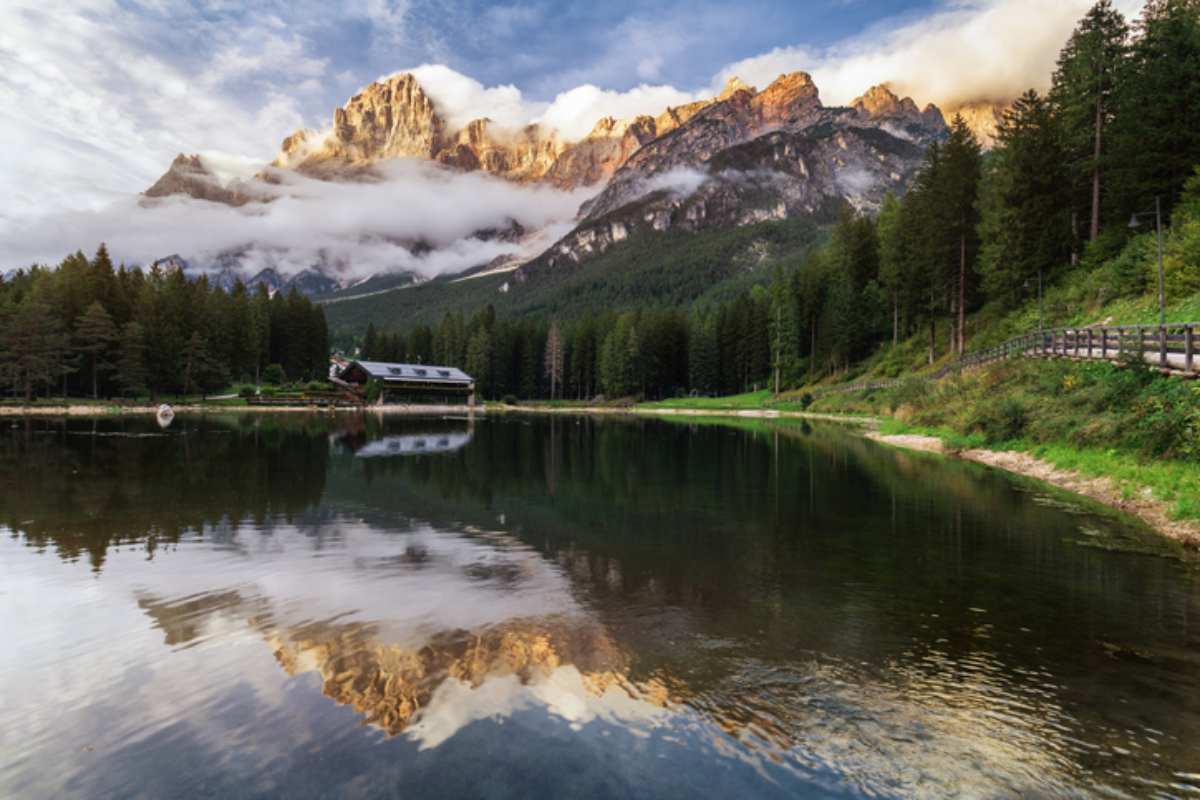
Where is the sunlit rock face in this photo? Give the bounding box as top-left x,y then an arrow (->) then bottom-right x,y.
942,100 -> 1010,147
526,74 -> 940,272
136,68 -> 972,285
142,154 -> 259,207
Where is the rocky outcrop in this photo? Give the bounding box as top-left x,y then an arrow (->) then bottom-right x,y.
282,73 -> 444,177
142,154 -> 258,206
943,100 -> 1010,147
850,85 -> 948,143
580,72 -> 861,222
529,124 -> 925,272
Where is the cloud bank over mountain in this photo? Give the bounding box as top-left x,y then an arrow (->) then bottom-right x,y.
0,0 -> 1148,271
6,161 -> 588,280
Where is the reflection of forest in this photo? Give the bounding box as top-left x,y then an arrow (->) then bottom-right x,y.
9,412 -> 1196,795
0,415 -> 330,570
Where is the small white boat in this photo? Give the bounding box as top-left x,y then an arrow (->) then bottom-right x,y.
155,404 -> 175,429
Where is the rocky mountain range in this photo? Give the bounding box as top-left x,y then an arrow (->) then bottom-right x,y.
142,69 -> 965,297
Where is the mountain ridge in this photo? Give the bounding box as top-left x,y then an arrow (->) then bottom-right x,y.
139,69 -> 970,302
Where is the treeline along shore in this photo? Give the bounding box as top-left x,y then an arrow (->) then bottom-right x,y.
0,246 -> 328,401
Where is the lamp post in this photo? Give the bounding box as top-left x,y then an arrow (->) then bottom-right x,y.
1129,196 -> 1166,327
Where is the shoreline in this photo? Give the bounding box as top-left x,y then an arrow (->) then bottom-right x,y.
4,401 -> 1191,548
866,432 -> 1200,550
0,403 -> 487,416
0,402 -> 875,424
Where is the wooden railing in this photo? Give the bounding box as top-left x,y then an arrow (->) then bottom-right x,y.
247,390 -> 361,407
813,322 -> 1199,398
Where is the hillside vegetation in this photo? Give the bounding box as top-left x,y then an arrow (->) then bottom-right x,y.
344,2 -> 1200,413
323,216 -> 825,339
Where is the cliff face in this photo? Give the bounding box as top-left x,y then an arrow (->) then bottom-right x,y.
140,68 -> 965,294
556,75 -> 945,270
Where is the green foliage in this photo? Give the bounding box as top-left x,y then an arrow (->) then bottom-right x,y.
262,364 -> 286,386
968,395 -> 1030,443
364,379 -> 382,405
0,245 -> 329,400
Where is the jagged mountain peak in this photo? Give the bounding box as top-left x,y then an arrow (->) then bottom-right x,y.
852,84 -> 914,116
143,153 -> 256,206
717,76 -> 755,100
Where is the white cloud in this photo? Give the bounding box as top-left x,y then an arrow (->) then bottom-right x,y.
537,84 -> 702,140
644,167 -> 708,197
3,161 -> 592,280
383,65 -> 700,141
402,64 -> 537,131
0,0 -> 316,219
0,0 -> 1153,280
715,0 -> 1148,109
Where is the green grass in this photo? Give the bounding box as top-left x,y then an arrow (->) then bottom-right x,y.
818,356 -> 1200,524
877,417 -> 1200,522
639,390 -> 776,410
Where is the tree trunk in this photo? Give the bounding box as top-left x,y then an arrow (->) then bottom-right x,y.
92,360 -> 98,400
893,299 -> 899,346
1091,92 -> 1103,242
1070,210 -> 1079,265
928,316 -> 936,366
958,232 -> 967,356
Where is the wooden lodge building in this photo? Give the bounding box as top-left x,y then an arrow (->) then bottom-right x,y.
333,361 -> 476,406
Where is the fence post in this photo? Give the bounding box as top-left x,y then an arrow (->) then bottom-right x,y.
1160,325 -> 1168,368
1186,325 -> 1195,373
1087,328 -> 1093,359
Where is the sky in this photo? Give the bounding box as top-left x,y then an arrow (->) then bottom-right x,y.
0,0 -> 1147,274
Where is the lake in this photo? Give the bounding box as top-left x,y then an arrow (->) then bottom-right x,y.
2,413 -> 1199,799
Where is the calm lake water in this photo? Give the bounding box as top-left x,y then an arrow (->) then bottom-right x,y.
2,413 -> 1199,799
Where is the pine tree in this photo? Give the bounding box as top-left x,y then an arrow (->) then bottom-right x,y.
181,332 -> 228,397
1114,0 -> 1200,215
1051,0 -> 1130,241
543,320 -> 564,400
978,90 -> 1074,303
876,193 -> 907,345
0,300 -> 70,401
940,116 -> 983,355
73,301 -> 118,398
465,327 -> 494,399
116,321 -> 149,398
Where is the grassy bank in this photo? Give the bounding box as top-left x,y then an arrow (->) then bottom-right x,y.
812,357 -> 1200,523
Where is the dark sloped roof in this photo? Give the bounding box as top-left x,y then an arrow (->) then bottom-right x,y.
348,361 -> 473,385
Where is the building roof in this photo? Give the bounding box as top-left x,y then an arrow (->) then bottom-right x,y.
347,360 -> 473,385
355,432 -> 474,458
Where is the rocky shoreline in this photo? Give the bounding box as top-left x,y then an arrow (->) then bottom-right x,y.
866,432 -> 1200,550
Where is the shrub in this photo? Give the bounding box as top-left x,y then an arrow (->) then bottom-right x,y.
501,394 -> 519,406
305,380 -> 329,392
262,364 -> 286,386
969,396 -> 1028,444
364,379 -> 382,404
799,392 -> 814,410
238,386 -> 256,399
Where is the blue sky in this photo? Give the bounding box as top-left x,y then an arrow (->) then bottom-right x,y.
0,0 -> 1146,247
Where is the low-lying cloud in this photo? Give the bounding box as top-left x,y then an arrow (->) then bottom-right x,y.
716,0 -> 1148,109
2,161 -> 592,281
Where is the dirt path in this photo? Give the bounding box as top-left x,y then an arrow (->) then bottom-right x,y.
866,433 -> 1200,549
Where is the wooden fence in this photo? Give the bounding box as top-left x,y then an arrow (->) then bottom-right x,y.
813,322 -> 1199,398
247,390 -> 361,408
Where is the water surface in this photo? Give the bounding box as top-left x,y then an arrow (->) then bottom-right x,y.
2,413 -> 1199,798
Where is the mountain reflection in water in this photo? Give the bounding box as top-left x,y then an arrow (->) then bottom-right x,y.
2,413 -> 1199,799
